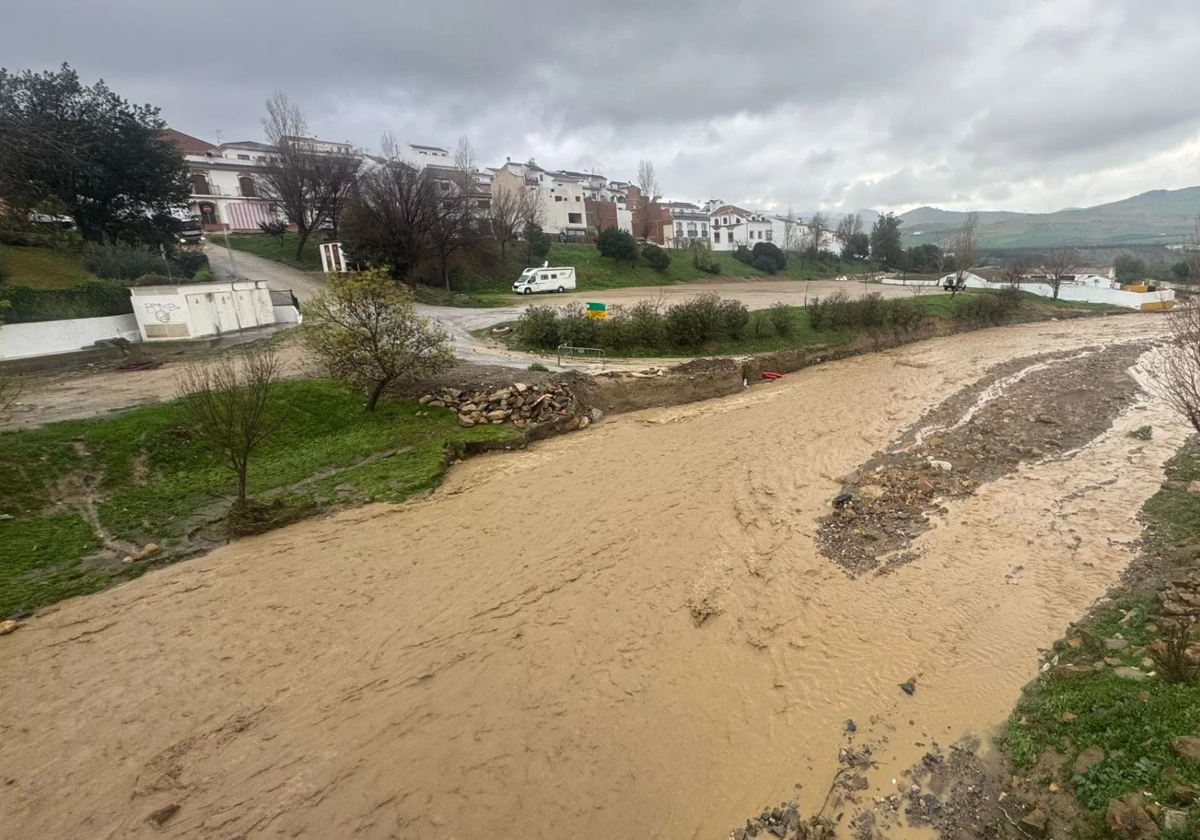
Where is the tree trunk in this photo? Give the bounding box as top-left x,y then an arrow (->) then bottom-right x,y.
294,225 -> 312,260
366,379 -> 388,412
236,467 -> 247,502
442,253 -> 451,291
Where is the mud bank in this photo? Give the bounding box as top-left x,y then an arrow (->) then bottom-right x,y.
0,313 -> 1183,840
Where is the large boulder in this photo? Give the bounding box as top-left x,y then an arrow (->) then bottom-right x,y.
1105,795 -> 1158,840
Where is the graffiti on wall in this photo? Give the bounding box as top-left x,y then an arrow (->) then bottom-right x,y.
144,302 -> 181,324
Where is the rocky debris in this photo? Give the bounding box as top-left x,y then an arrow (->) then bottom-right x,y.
1105,794 -> 1159,840
727,800 -> 833,840
1170,736 -> 1200,763
899,680 -> 916,696
0,619 -> 19,636
1158,569 -> 1200,618
146,803 -> 180,827
132,542 -> 159,561
1048,663 -> 1095,680
816,344 -> 1147,576
1170,784 -> 1197,805
419,381 -> 584,430
1161,809 -> 1187,830
1019,806 -> 1048,837
1112,666 -> 1149,681
1105,637 -> 1130,651
1072,745 -> 1106,775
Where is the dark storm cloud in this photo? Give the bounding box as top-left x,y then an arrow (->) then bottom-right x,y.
4,0 -> 1200,212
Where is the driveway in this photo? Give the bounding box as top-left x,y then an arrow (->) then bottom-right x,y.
204,242 -> 327,302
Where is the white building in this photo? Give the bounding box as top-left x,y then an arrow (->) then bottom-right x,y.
708,204 -> 774,250
491,160 -> 590,238
162,130 -> 282,233
662,202 -> 710,249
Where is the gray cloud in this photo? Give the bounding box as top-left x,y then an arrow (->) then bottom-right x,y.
4,0 -> 1200,214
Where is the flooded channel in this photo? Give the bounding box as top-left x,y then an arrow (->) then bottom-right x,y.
0,313 -> 1184,839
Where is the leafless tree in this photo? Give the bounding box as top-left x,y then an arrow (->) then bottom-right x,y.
835,213 -> 863,251
1150,299 -> 1200,434
301,269 -> 454,411
258,92 -> 359,257
1001,253 -> 1033,289
1043,246 -> 1079,300
950,210 -> 980,294
637,159 -> 659,204
518,185 -> 545,232
341,151 -> 437,281
489,181 -> 523,263
805,211 -> 828,258
176,347 -> 283,505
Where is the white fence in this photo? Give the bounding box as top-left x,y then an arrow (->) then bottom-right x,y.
880,272 -> 1174,310
0,314 -> 140,360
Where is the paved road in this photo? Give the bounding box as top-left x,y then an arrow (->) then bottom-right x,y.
201,248 -> 921,370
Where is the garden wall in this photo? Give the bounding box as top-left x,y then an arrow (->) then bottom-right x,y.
0,314 -> 140,360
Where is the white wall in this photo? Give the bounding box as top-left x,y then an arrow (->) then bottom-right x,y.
130,281 -> 277,340
616,208 -> 633,234
0,314 -> 139,360
880,273 -> 1176,310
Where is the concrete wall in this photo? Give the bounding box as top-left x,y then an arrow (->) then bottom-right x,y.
130,281 -> 276,341
0,314 -> 140,360
880,273 -> 1176,310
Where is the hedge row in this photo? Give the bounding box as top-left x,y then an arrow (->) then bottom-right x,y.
0,281 -> 133,324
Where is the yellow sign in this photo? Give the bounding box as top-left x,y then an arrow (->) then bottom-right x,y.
586,302 -> 606,320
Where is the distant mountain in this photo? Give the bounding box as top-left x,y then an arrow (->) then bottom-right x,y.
898,186 -> 1200,250
900,207 -> 1027,227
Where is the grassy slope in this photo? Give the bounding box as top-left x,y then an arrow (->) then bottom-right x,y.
1004,447 -> 1200,834
0,243 -> 98,289
0,380 -> 519,616
222,232 -> 323,271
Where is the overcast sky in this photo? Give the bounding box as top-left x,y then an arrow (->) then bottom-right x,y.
5,0 -> 1200,215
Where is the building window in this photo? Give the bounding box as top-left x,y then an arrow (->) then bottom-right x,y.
568,213 -> 582,224
722,216 -> 728,225
555,195 -> 564,202
766,230 -> 773,241
575,195 -> 581,201
190,172 -> 211,195
237,154 -> 250,161
714,232 -> 721,243
238,175 -> 257,197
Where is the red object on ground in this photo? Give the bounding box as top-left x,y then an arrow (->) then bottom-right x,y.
761,371 -> 783,380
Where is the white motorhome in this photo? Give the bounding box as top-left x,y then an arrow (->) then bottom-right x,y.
513,263 -> 577,295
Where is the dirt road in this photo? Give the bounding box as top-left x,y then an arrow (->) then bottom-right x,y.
0,313 -> 1178,838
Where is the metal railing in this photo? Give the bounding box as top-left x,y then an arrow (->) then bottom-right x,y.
557,343 -> 606,367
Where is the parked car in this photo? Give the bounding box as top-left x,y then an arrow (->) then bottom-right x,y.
513,263 -> 577,295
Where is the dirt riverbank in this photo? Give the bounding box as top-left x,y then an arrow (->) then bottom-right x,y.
0,313 -> 1183,840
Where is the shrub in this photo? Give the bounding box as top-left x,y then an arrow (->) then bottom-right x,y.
524,224 -> 552,264
751,242 -> 787,273
642,243 -> 670,272
596,228 -> 638,264
0,281 -> 133,323
258,219 -> 288,245
690,240 -> 721,274
515,305 -> 561,350
557,302 -> 602,347
528,362 -> 549,372
886,298 -> 925,331
719,299 -> 750,339
954,288 -> 1024,326
733,245 -> 753,266
171,250 -> 209,279
82,242 -> 166,282
624,299 -> 664,348
664,293 -> 722,348
768,302 -> 794,337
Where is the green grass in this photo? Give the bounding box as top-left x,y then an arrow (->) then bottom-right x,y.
0,243 -> 97,289
0,380 -> 520,616
222,232 -> 323,271
1002,447 -> 1200,824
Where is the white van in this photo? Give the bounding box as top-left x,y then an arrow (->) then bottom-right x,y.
513,263 -> 577,295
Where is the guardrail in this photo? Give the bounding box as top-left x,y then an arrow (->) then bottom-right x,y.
557,343 -> 606,367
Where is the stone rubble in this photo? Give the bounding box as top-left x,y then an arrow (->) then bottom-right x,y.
418,381 -> 585,430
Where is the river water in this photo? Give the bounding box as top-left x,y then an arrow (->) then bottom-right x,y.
0,313 -> 1184,839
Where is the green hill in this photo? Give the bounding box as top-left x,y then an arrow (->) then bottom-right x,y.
899,186 -> 1200,250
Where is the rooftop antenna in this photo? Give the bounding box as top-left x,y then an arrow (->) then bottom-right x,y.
215,129 -> 223,145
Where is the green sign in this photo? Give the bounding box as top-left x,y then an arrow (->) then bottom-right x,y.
586,302 -> 606,320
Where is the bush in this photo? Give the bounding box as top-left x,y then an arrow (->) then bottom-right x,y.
751,242 -> 787,273
886,298 -> 925,331
624,299 -> 664,348
690,240 -> 721,274
664,293 -> 722,348
719,299 -> 750,339
515,305 -> 561,350
0,281 -> 133,323
258,219 -> 288,244
528,362 -> 549,372
82,242 -> 167,282
171,250 -> 209,279
733,245 -> 753,266
642,243 -> 670,272
596,228 -> 638,264
524,224 -> 552,264
557,303 -> 602,347
768,302 -> 794,337
954,288 -> 1024,326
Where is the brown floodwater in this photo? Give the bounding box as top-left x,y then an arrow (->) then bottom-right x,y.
0,313 -> 1183,839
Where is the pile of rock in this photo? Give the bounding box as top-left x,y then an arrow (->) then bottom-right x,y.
1159,570 -> 1200,617
419,381 -> 584,430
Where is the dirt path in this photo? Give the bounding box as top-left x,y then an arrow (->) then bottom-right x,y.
0,314 -> 1180,840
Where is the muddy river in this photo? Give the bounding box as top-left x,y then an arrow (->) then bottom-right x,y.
0,313 -> 1184,839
